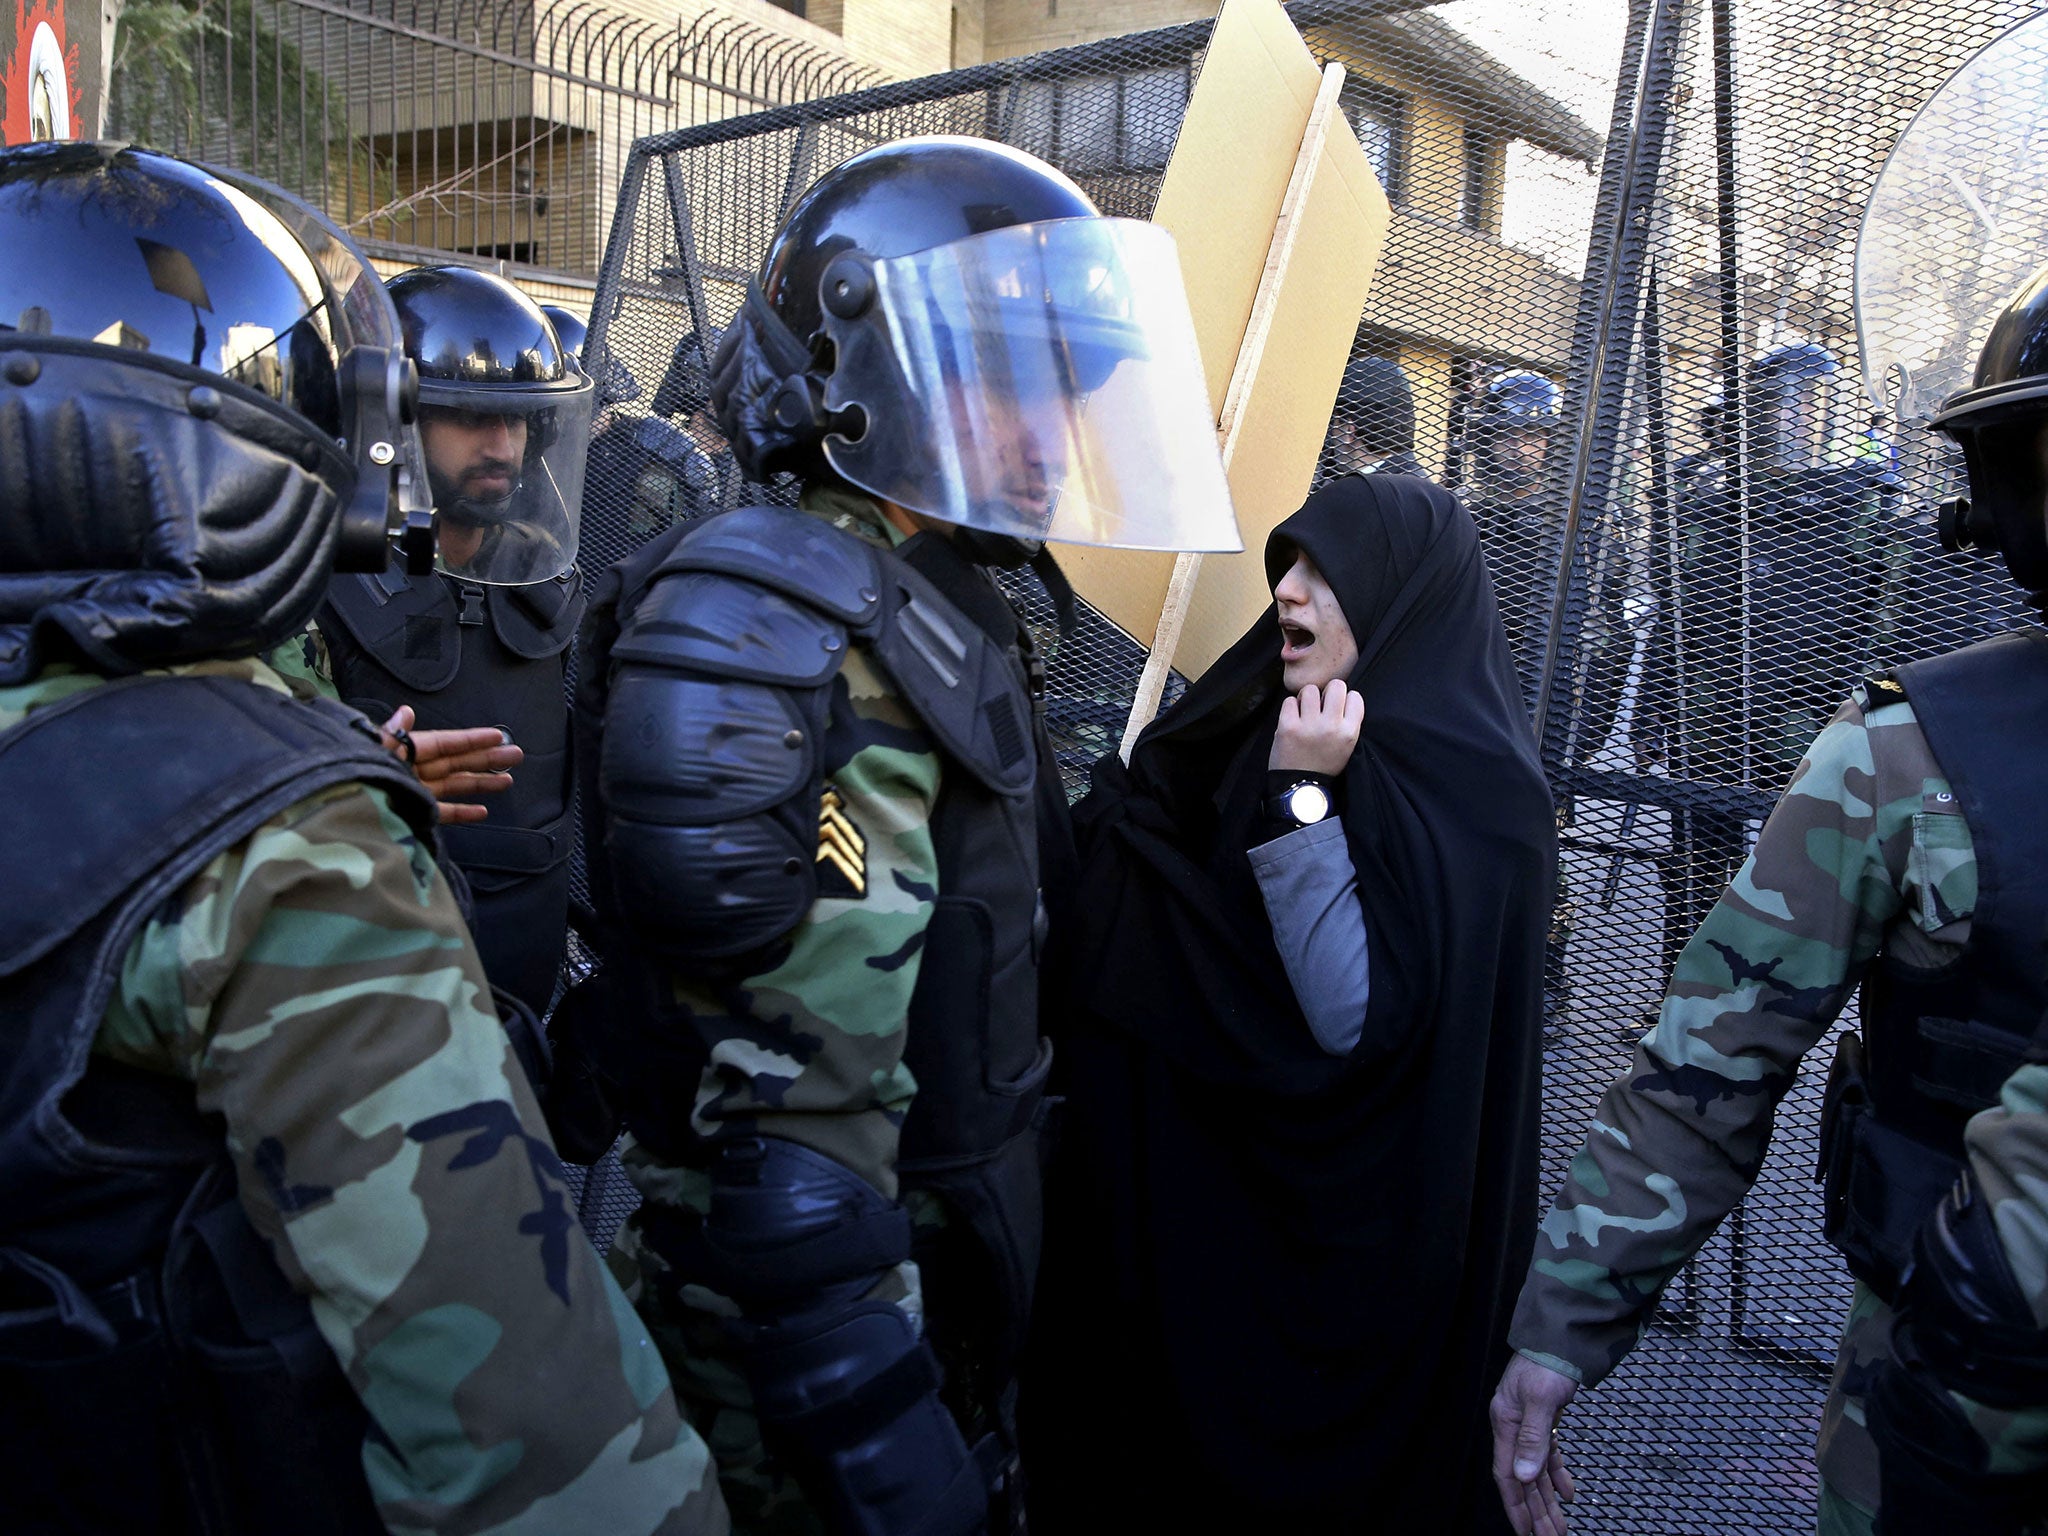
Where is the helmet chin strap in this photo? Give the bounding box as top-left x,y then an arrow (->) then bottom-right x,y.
949,527 -> 1079,638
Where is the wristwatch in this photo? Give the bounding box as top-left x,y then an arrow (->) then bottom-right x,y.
1263,776 -> 1332,829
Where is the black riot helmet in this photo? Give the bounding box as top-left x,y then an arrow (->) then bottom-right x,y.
1339,355 -> 1416,457
540,304 -> 587,365
653,330 -> 716,422
1470,369 -> 1560,498
1929,261 -> 2048,595
710,136 -> 1238,552
543,300 -> 641,407
388,265 -> 594,584
0,141 -> 429,685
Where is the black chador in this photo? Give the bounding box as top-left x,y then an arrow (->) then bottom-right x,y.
1029,474 -> 1556,1533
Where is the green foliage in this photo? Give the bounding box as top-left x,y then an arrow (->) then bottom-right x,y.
107,0 -> 347,193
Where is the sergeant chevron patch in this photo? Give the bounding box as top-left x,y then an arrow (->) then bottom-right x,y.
817,785 -> 867,898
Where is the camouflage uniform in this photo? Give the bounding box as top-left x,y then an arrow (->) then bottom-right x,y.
609,488 -> 947,1533
268,620 -> 342,701
1508,682 -> 2048,1529
6,656 -> 729,1536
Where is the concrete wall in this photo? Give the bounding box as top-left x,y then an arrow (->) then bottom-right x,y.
567,0 -> 950,91
838,0 -> 954,79
950,0 -> 985,66
980,0 -> 1210,60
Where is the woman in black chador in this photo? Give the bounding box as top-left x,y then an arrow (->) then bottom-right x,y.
1028,473 -> 1556,1531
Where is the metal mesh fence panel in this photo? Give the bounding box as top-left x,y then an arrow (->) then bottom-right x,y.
572,1 -> 2034,1528
1530,2 -> 2039,1528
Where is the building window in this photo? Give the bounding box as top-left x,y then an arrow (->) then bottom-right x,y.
1345,79 -> 1407,202
1010,65 -> 1190,175
459,242 -> 536,266
764,0 -> 805,15
1460,126 -> 1497,232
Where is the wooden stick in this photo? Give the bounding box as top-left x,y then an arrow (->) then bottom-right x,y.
1119,60 -> 1348,762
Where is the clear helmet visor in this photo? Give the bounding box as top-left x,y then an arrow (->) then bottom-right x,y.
416,375 -> 594,583
819,217 -> 1241,552
1476,424 -> 1551,495
1856,10 -> 2048,424
1754,378 -> 1838,473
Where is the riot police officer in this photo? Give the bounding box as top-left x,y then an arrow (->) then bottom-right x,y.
1462,369 -> 1627,1034
1633,346 -> 1897,1025
1744,342 -> 1896,770
582,331 -> 744,542
0,142 -> 723,1534
1320,353 -> 1429,481
585,410 -> 735,539
565,135 -> 1238,1534
542,302 -> 588,363
1464,369 -> 1566,710
1488,267 -> 2048,1536
311,266 -> 594,1019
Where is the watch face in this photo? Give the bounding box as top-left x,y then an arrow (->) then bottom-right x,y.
1287,783 -> 1331,824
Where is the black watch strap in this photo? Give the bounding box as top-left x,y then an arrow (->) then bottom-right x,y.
1263,772 -> 1334,829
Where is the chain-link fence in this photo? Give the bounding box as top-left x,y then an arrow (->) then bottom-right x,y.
573,1 -> 2035,1527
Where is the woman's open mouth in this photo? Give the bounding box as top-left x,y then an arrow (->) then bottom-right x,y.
1279,620 -> 1315,660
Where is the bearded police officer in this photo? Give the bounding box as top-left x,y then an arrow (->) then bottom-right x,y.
564,136 -> 1238,1534
0,142 -> 725,1534
303,266 -> 594,1020
1488,263 -> 2048,1536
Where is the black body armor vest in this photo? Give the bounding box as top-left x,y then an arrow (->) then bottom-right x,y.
1821,628 -> 2048,1300
319,557 -> 584,1015
0,674 -> 436,1535
576,507 -> 1055,1372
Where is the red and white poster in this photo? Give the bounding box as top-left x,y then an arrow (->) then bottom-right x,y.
2,0 -> 104,146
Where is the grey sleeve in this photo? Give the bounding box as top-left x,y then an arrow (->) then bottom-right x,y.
1247,817 -> 1370,1056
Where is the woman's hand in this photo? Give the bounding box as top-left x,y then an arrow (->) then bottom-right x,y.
1269,680 -> 1364,776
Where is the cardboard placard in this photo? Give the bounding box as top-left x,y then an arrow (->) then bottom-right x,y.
1061,0 -> 1391,696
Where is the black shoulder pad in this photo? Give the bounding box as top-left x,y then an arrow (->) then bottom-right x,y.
871,559 -> 1035,799
488,567 -> 586,661
603,666 -> 817,824
612,568 -> 848,689
319,563 -> 462,694
0,676 -> 430,978
664,506 -> 884,627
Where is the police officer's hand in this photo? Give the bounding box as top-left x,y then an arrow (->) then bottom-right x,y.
1489,1353 -> 1579,1535
1269,680 -> 1365,776
378,706 -> 523,825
